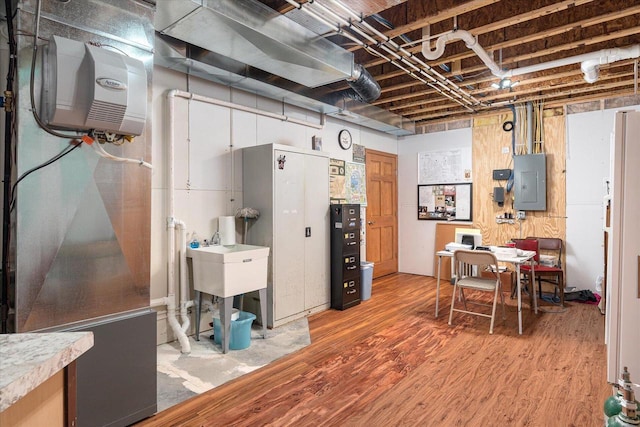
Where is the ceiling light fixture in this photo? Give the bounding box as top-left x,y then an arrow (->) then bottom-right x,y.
491,78 -> 519,90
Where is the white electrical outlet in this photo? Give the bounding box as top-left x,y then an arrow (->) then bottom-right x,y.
517,211 -> 526,220
502,147 -> 510,154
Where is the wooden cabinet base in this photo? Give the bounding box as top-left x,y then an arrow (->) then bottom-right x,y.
0,370 -> 65,427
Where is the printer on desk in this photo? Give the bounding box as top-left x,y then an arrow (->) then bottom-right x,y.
445,242 -> 473,251
446,231 -> 482,251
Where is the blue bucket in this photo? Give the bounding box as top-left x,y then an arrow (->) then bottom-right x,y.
213,311 -> 256,350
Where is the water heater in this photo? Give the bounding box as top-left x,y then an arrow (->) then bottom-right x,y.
43,35 -> 147,136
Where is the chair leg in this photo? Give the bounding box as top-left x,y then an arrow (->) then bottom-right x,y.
489,285 -> 500,334
527,271 -> 535,306
538,276 -> 543,300
559,272 -> 564,307
500,287 -> 506,321
448,283 -> 458,326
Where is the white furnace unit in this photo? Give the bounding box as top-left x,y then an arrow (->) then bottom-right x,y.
43,35 -> 147,136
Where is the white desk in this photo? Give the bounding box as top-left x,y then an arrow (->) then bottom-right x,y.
435,249 -> 538,334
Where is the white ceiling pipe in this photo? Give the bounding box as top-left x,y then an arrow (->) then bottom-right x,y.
580,45 -> 640,83
421,26 -> 503,77
422,25 -> 640,85
502,46 -> 640,81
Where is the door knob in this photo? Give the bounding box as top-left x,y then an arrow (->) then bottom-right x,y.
367,221 -> 375,225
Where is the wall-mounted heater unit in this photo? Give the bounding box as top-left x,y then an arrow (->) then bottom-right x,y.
43,36 -> 147,136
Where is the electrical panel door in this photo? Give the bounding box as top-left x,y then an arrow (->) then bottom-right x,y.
514,154 -> 547,211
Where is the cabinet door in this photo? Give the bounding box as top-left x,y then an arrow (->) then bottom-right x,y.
273,150 -> 306,321
304,154 -> 330,309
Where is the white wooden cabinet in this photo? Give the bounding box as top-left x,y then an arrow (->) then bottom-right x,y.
242,144 -> 330,327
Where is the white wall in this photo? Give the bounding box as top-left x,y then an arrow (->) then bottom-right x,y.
565,104 -> 640,292
397,128 -> 473,276
151,66 -> 398,343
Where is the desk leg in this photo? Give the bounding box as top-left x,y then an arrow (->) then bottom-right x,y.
258,288 -> 267,339
220,296 -> 233,354
516,264 -> 523,335
195,290 -> 202,341
436,255 -> 442,317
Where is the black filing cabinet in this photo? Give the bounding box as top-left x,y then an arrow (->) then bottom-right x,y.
330,204 -> 361,310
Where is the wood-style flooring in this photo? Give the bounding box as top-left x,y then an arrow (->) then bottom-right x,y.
136,273 -> 609,426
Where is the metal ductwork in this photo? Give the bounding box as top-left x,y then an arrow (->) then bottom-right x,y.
155,0 -> 354,88
154,34 -> 414,135
345,64 -> 382,103
154,0 -> 409,134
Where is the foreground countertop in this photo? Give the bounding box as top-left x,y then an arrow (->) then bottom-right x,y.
0,332 -> 94,412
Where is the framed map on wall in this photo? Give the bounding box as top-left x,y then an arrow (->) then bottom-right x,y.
418,183 -> 472,221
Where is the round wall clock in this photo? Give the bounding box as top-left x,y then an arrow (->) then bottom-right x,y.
338,129 -> 352,150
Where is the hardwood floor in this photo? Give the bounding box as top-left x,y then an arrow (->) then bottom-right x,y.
136,273 -> 609,426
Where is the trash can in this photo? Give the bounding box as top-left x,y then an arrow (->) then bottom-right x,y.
361,261 -> 374,300
213,311 -> 256,350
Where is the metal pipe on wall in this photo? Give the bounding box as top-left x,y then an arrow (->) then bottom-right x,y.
527,102 -> 533,155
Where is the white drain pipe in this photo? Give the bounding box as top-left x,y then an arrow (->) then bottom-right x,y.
421,26 -> 640,84
422,27 -> 503,77
178,221 -> 194,334
151,216 -> 191,353
157,90 -> 193,354
502,45 -> 640,83
580,46 -> 640,83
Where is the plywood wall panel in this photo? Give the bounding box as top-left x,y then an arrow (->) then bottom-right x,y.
472,112 -> 566,252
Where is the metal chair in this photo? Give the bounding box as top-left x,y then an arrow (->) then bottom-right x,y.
448,249 -> 506,334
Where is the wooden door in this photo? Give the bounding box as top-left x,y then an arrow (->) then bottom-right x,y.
366,150 -> 398,278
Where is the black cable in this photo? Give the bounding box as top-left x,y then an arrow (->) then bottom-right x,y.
2,0 -> 18,334
502,121 -> 514,132
9,140 -> 83,213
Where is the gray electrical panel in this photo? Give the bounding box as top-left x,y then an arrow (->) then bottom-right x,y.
514,154 -> 546,211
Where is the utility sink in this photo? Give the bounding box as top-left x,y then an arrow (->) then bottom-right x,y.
187,244 -> 270,298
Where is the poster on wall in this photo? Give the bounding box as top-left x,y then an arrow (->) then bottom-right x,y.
345,161 -> 367,206
418,148 -> 472,184
352,144 -> 366,163
329,158 -> 346,204
418,183 -> 472,221
330,159 -> 367,206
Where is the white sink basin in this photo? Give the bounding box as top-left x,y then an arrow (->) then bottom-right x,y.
187,244 -> 270,298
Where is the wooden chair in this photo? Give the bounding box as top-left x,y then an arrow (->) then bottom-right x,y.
526,237 -> 564,307
448,250 -> 505,334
